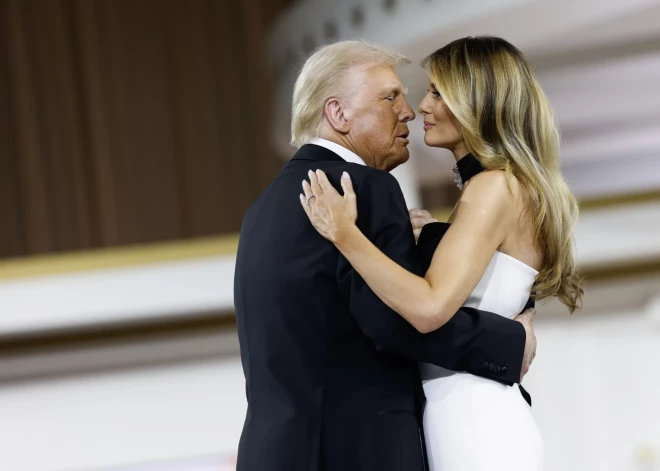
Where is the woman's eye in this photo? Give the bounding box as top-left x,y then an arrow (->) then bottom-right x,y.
432,90 -> 441,98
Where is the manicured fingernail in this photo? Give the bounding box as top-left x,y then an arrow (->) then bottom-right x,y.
302,180 -> 306,188
342,171 -> 349,179
308,170 -> 313,177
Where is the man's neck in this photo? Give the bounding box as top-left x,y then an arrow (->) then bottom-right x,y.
310,137 -> 368,167
317,133 -> 374,167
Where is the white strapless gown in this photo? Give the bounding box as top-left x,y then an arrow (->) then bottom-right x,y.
420,251 -> 544,471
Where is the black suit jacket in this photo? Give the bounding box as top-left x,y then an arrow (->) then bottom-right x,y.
234,144 -> 526,471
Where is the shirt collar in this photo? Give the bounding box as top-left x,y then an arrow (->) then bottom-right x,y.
308,138 -> 367,166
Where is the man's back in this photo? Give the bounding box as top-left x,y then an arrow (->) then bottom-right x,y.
234,145 -> 424,471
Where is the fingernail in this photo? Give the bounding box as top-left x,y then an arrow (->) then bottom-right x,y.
302,180 -> 306,188
308,170 -> 313,177
342,171 -> 349,179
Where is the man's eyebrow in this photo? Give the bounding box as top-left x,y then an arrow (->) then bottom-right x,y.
385,85 -> 409,96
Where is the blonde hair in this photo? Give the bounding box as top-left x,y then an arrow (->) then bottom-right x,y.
291,40 -> 410,147
422,36 -> 583,313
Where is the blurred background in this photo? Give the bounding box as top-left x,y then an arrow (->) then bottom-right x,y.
0,0 -> 659,469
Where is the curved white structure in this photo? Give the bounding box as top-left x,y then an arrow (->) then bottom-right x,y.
267,0 -> 660,199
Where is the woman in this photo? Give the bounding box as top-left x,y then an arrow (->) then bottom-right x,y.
299,37 -> 583,470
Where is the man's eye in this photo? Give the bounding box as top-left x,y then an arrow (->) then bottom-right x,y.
386,96 -> 395,102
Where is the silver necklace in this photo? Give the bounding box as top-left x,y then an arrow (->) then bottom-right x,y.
452,164 -> 464,190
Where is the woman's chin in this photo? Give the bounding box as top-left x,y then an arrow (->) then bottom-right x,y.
423,134 -> 448,149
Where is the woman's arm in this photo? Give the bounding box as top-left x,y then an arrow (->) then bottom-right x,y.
301,169 -> 513,333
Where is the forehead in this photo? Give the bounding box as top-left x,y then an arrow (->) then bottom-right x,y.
349,63 -> 405,92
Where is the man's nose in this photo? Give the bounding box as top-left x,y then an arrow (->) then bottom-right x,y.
400,101 -> 416,122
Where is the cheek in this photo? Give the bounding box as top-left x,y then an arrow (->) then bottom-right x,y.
364,112 -> 396,144
432,101 -> 450,125
433,103 -> 460,138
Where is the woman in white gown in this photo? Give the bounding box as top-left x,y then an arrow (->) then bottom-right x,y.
299,36 -> 583,470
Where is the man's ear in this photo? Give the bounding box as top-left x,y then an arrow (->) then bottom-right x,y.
323,98 -> 350,134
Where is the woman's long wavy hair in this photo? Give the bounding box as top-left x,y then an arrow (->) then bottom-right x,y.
422,36 -> 583,312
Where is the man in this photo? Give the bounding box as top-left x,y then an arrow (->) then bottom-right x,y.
234,40 -> 536,471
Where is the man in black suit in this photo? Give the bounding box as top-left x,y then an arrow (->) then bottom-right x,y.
234,40 -> 536,471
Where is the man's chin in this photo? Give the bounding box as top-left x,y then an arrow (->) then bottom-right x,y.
384,150 -> 410,172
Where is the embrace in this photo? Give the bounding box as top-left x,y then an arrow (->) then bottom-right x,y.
234,37 -> 583,471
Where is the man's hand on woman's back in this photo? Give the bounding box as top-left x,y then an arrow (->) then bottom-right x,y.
514,309 -> 537,382
409,208 -> 438,243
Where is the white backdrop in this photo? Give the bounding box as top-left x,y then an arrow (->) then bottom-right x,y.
0,310 -> 659,471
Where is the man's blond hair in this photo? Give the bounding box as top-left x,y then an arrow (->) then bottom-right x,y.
290,40 -> 410,148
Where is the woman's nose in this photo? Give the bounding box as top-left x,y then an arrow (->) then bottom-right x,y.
418,99 -> 430,115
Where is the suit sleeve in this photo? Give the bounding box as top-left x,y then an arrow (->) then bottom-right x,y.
337,170 -> 526,385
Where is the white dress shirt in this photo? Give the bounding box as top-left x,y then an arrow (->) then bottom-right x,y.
309,138 -> 367,166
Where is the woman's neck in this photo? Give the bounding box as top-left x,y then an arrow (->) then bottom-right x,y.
452,144 -> 470,162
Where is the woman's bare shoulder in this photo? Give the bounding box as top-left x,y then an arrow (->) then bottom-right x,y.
460,169 -> 519,207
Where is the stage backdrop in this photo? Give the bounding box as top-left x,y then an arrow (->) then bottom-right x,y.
0,0 -> 296,260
